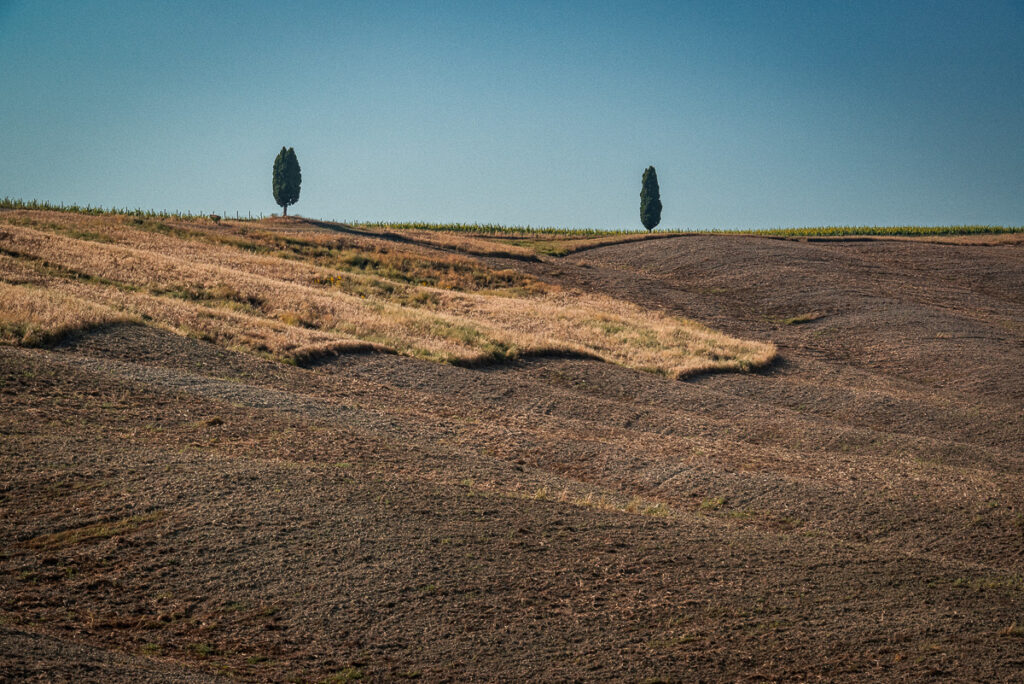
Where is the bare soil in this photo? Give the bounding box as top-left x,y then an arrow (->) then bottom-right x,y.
2,233 -> 1023,681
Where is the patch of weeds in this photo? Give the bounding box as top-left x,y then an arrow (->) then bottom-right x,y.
1001,622 -> 1024,638
141,643 -> 162,655
26,511 -> 164,550
699,496 -> 728,511
954,575 -> 1024,593
191,642 -> 217,657
781,312 -> 824,325
551,489 -> 674,518
642,502 -> 671,517
474,339 -> 517,363
625,497 -> 671,517
774,515 -> 803,531
324,667 -> 364,682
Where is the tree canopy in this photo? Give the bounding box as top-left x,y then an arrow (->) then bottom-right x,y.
640,166 -> 662,231
273,147 -> 301,216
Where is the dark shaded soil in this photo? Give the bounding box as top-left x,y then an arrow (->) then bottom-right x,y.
2,234 -> 1023,681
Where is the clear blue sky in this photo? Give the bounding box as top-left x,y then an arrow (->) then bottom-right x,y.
1,1 -> 1021,230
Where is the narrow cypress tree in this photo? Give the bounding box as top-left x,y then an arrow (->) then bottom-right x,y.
640,166 -> 662,231
272,147 -> 301,216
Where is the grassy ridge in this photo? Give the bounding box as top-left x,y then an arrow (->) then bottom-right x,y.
5,197 -> 1019,238
1,197 -> 263,222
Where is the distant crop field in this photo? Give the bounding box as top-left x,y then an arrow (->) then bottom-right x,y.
357,219 -> 1023,239
735,224 -> 1023,238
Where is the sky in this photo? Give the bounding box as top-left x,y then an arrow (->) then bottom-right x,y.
1,1 -> 1022,230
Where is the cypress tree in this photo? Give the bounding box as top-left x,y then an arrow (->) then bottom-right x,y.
640,166 -> 662,231
272,147 -> 302,216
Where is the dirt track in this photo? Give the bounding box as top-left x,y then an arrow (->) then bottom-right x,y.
2,234 -> 1023,681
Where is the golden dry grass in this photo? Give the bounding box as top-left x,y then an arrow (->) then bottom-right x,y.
0,280 -> 135,345
0,211 -> 775,376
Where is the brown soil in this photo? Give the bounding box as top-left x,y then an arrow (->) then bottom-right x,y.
2,233 -> 1023,681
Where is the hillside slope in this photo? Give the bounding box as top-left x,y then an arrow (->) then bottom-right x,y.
0,211 -> 773,375
2,228 -> 1023,681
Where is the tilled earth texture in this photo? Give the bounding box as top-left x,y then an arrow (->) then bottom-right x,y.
2,233 -> 1023,682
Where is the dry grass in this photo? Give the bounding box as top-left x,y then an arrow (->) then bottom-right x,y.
0,280 -> 135,345
0,211 -> 775,376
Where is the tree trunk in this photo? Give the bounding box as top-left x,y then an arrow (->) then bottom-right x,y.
282,205 -> 287,217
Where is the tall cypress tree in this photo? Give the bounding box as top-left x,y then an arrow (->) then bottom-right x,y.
640,166 -> 662,231
272,147 -> 301,216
